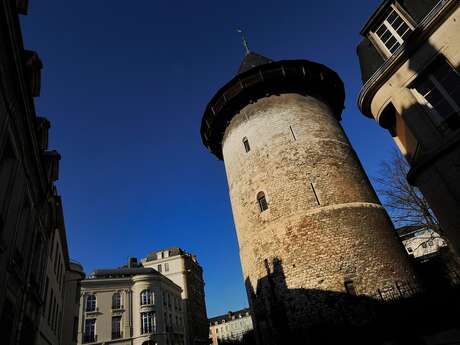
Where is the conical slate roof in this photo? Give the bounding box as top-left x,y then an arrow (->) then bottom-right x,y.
237,52 -> 273,74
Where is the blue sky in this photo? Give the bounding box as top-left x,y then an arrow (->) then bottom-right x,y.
21,0 -> 393,317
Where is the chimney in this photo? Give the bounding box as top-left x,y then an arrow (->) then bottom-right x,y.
128,257 -> 137,268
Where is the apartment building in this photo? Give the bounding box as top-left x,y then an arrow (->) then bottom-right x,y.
78,260 -> 184,345
209,309 -> 253,345
142,248 -> 208,345
357,0 -> 460,253
0,1 -> 84,344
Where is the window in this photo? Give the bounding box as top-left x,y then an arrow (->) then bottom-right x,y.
164,263 -> 169,272
157,264 -> 162,273
141,312 -> 155,334
112,316 -> 122,339
428,240 -> 434,246
257,192 -> 268,212
372,4 -> 413,57
412,57 -> 460,130
84,319 -> 96,343
85,295 -> 96,312
140,289 -> 153,305
422,242 -> 427,248
242,137 -> 250,153
407,247 -> 413,253
344,280 -> 357,296
112,292 -> 122,309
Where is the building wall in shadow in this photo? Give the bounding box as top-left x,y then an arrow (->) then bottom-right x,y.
246,257 -> 460,345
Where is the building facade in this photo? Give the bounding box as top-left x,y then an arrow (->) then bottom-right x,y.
209,309 -> 253,345
0,1 -> 84,345
200,51 -> 420,344
37,195 -> 85,345
357,0 -> 460,254
141,248 -> 208,345
78,263 -> 184,345
398,225 -> 447,259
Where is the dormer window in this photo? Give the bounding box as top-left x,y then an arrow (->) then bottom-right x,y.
370,3 -> 414,58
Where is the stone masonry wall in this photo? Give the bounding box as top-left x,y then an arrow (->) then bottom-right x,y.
221,93 -> 419,342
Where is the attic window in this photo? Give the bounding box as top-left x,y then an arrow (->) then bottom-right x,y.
370,3 -> 414,58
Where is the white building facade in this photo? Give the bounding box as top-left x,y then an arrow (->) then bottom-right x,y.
77,263 -> 184,345
209,309 -> 253,345
141,247 -> 208,345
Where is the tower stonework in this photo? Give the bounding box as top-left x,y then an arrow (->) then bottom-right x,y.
201,55 -> 419,344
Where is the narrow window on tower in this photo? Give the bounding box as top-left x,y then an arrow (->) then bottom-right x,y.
344,280 -> 357,296
257,192 -> 268,212
242,137 -> 250,153
289,126 -> 297,141
310,183 -> 321,206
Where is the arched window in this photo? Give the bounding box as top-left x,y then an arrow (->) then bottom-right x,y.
257,192 -> 268,212
85,294 -> 96,312
242,137 -> 250,153
112,292 -> 121,309
140,289 -> 153,305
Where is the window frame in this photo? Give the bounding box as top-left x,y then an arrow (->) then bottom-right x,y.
140,311 -> 156,334
242,137 -> 250,153
112,292 -> 122,310
111,316 -> 122,339
85,294 -> 96,312
257,192 -> 268,213
368,2 -> 415,59
140,289 -> 153,306
411,57 -> 460,131
84,318 -> 96,343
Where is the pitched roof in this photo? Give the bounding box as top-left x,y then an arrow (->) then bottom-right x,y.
237,52 -> 272,74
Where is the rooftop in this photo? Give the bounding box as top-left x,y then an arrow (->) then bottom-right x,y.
209,308 -> 251,324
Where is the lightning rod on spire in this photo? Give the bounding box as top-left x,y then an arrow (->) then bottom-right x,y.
237,28 -> 250,55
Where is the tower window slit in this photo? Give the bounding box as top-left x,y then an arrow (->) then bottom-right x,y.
242,137 -> 250,152
257,192 -> 268,212
344,280 -> 357,296
310,183 -> 320,206
289,126 -> 297,141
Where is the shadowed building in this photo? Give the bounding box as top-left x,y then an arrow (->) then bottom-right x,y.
0,1 -> 84,345
357,0 -> 460,254
200,45 -> 420,343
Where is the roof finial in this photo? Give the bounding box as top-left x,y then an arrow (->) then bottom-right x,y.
237,28 -> 250,55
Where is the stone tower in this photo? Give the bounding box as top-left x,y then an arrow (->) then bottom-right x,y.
200,52 -> 419,344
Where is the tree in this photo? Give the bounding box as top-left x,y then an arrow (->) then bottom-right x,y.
374,150 -> 441,234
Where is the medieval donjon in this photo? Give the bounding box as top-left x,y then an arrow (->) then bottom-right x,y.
200,49 -> 419,344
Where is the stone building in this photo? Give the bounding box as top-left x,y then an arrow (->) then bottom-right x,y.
0,1 -> 84,345
37,194 -> 85,345
78,260 -> 184,345
141,248 -> 208,345
209,309 -> 253,345
356,0 -> 460,254
200,49 -> 420,344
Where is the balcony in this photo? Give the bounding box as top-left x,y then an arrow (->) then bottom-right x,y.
83,334 -> 97,343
